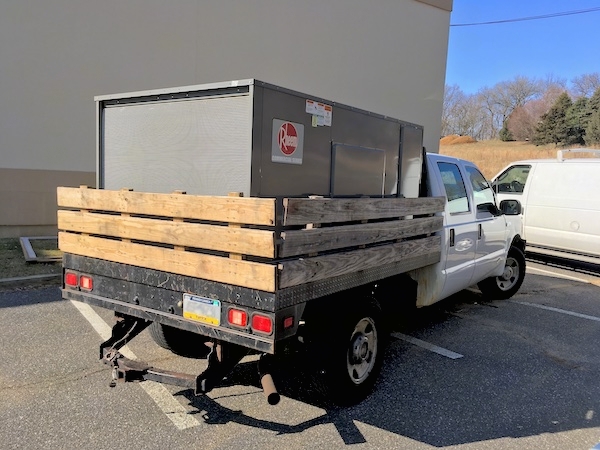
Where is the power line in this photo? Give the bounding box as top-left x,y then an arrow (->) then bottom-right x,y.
451,6 -> 600,27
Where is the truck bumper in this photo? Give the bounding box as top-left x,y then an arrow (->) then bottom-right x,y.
63,289 -> 276,353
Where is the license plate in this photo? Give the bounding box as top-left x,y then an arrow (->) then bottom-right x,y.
182,294 -> 221,326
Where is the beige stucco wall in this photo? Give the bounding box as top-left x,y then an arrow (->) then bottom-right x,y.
0,169 -> 95,238
0,1 -> 451,236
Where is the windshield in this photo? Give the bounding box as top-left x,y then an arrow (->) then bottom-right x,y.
494,165 -> 531,194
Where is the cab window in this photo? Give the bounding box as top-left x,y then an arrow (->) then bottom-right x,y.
493,165 -> 531,194
466,166 -> 495,207
437,162 -> 469,214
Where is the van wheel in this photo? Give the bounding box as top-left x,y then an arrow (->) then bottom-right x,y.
149,322 -> 210,358
478,246 -> 525,300
322,299 -> 384,406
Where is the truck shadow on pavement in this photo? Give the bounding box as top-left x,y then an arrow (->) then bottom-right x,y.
178,284 -> 600,447
0,284 -> 62,308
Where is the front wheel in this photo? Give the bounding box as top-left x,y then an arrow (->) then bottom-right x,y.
478,246 -> 526,300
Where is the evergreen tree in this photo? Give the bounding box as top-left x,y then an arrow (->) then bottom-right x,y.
533,92 -> 572,146
566,97 -> 588,146
584,87 -> 600,146
499,121 -> 514,141
586,110 -> 600,146
587,87 -> 600,113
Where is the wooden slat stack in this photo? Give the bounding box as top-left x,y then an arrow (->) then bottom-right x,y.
57,187 -> 444,293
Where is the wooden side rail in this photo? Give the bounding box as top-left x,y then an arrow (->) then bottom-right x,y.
58,187 -> 445,293
57,186 -> 276,226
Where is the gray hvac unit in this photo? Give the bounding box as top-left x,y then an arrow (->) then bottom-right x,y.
96,79 -> 424,198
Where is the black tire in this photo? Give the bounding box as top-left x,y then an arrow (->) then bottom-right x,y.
322,299 -> 385,406
478,246 -> 526,300
148,322 -> 210,358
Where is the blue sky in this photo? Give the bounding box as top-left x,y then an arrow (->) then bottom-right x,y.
445,1 -> 600,94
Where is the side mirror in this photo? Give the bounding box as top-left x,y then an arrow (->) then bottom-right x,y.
477,202 -> 502,216
499,199 -> 521,216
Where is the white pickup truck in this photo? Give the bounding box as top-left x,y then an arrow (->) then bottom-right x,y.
59,152 -> 525,406
59,80 -> 525,406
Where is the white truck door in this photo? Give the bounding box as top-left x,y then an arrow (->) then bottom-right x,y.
465,165 -> 508,284
434,160 -> 477,299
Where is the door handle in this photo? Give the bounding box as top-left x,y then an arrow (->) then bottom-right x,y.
478,224 -> 482,239
450,228 -> 455,247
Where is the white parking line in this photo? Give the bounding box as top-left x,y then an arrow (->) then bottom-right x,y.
512,301 -> 600,323
70,300 -> 201,430
527,266 -> 590,283
391,332 -> 464,359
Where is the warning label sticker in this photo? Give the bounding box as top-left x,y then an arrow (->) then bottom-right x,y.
272,119 -> 304,164
306,99 -> 332,127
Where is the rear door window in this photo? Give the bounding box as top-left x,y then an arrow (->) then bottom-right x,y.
437,162 -> 469,214
466,166 -> 496,209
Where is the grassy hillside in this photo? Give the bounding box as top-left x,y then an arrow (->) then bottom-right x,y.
439,137 -> 596,180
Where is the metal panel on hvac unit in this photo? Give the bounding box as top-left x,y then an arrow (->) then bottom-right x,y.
99,84 -> 254,195
97,79 -> 424,198
254,82 -> 417,197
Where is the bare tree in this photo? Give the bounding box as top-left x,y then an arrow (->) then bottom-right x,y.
442,74 -> 595,143
442,84 -> 465,136
474,76 -> 543,139
442,85 -> 486,138
476,87 -> 501,139
571,73 -> 600,98
507,84 -> 565,141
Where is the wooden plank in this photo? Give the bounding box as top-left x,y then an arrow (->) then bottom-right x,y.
171,190 -> 186,251
228,192 -> 244,260
57,187 -> 276,226
57,210 -> 275,258
282,196 -> 445,226
58,232 -> 276,292
278,235 -> 441,289
279,216 -> 443,257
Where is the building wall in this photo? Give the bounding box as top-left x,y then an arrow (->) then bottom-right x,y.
0,169 -> 95,238
0,0 -> 451,237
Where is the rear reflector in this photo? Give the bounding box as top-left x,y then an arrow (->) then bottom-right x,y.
65,272 -> 78,287
251,314 -> 273,334
80,275 -> 93,291
228,309 -> 248,327
283,316 -> 294,329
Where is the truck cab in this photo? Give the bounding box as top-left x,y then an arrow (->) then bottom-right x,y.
412,153 -> 525,307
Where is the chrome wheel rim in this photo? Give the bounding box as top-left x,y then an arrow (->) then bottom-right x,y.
496,256 -> 519,291
346,317 -> 378,385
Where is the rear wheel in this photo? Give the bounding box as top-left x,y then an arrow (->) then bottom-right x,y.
321,299 -> 385,406
149,322 -> 210,358
478,246 -> 525,300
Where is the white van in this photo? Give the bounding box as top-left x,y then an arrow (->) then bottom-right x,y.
492,149 -> 600,264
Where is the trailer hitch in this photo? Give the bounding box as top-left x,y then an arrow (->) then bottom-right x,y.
99,314 -> 279,404
99,313 -> 151,361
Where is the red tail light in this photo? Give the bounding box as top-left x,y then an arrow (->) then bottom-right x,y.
251,314 -> 273,334
80,275 -> 93,291
65,272 -> 78,288
228,308 -> 248,327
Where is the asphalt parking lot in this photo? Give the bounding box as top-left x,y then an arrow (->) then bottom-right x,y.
1,261 -> 599,450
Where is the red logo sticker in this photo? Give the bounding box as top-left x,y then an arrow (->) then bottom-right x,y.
277,122 -> 299,155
